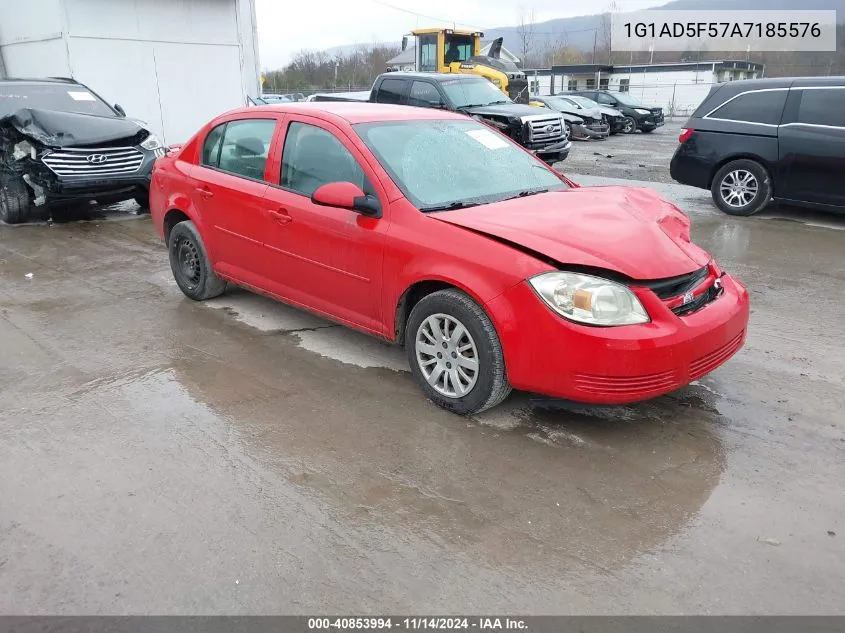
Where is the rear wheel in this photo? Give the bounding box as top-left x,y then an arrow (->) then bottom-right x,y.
711,159 -> 771,217
0,174 -> 33,224
405,289 -> 511,415
167,220 -> 227,300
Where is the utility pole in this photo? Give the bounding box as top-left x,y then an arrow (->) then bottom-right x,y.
592,31 -> 597,64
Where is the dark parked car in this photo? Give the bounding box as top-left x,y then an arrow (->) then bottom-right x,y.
0,77 -> 163,224
311,72 -> 572,163
530,95 -> 610,140
670,77 -> 845,216
568,90 -> 664,134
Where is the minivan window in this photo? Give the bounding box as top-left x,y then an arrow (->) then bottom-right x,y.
708,90 -> 787,125
796,88 -> 845,128
375,79 -> 405,104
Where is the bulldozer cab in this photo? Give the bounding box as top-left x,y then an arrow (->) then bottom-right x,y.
404,28 -> 529,104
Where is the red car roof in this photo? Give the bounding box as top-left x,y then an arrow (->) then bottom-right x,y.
236,102 -> 467,124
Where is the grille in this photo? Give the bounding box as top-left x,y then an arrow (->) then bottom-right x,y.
42,146 -> 144,178
690,330 -> 745,380
642,267 -> 708,300
672,281 -> 723,317
572,369 -> 679,396
527,117 -> 564,142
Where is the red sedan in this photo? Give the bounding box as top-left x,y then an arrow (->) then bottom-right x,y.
150,103 -> 749,415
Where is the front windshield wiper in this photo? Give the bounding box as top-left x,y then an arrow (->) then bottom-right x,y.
487,100 -> 511,105
454,103 -> 488,110
502,189 -> 549,201
420,200 -> 481,212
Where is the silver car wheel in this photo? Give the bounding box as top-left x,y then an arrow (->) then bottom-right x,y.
415,313 -> 479,398
720,169 -> 759,208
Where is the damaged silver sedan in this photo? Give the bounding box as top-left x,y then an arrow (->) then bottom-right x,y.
0,78 -> 164,224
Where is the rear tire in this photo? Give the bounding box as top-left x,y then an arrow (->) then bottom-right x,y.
405,289 -> 511,415
710,159 -> 771,217
167,220 -> 227,300
0,174 -> 33,224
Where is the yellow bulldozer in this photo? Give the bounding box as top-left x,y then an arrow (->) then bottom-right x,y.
398,28 -> 529,104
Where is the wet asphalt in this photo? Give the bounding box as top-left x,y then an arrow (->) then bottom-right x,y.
1,123 -> 844,614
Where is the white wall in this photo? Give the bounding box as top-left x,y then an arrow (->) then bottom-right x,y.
607,70 -> 715,116
0,0 -> 260,143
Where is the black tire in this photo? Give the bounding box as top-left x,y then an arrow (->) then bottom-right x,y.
710,159 -> 771,217
134,193 -> 150,210
167,220 -> 227,300
564,121 -> 572,139
405,289 -> 511,415
622,116 -> 637,134
641,127 -> 655,133
0,174 -> 33,224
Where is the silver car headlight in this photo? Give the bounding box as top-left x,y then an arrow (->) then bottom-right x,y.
634,108 -> 651,115
528,271 -> 650,326
140,133 -> 163,151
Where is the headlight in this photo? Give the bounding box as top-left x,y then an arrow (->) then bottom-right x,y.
140,134 -> 163,151
528,272 -> 650,326
634,108 -> 651,115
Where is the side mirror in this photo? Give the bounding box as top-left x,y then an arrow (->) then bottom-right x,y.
311,182 -> 382,218
114,103 -> 126,117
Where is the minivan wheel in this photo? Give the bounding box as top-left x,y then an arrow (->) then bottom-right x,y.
711,159 -> 771,216
167,220 -> 227,300
405,289 -> 511,415
622,116 -> 637,134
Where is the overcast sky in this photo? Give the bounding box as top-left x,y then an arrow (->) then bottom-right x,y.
255,0 -> 664,70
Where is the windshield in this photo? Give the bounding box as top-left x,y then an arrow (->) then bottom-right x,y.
354,119 -> 568,210
608,91 -> 641,107
567,95 -> 601,109
440,78 -> 511,108
0,83 -> 117,118
544,97 -> 581,111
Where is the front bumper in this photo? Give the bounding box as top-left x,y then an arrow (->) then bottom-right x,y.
486,272 -> 749,404
572,122 -> 610,140
639,113 -> 665,129
531,138 -> 572,156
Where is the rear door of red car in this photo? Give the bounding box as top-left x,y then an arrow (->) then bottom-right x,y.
191,114 -> 282,286
260,115 -> 389,334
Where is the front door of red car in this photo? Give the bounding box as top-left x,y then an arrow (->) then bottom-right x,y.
191,116 -> 280,286
261,118 -> 388,334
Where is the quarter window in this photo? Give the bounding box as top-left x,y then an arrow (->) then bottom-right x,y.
796,88 -> 845,128
213,119 -> 276,180
280,122 -> 370,198
201,123 -> 226,167
708,91 -> 787,125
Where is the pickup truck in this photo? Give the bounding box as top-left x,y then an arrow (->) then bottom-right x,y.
310,72 -> 572,163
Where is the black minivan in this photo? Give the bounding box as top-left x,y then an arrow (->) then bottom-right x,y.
670,77 -> 845,216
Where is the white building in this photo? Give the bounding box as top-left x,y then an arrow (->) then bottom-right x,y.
524,61 -> 765,117
0,0 -> 261,143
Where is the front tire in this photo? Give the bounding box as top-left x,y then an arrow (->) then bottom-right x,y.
622,116 -> 637,134
405,289 -> 511,415
0,174 -> 33,224
711,159 -> 771,216
167,220 -> 227,300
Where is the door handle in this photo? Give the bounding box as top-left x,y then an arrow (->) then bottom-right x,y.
196,186 -> 214,199
268,208 -> 292,225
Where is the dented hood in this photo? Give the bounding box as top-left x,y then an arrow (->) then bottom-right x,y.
435,186 -> 711,279
1,108 -> 146,148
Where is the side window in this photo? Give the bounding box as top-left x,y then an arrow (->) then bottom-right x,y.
708,90 -> 787,125
201,123 -> 226,167
418,34 -> 438,72
409,81 -> 442,107
596,93 -> 614,105
796,88 -> 845,128
280,122 -> 371,198
216,119 -> 277,180
375,79 -> 406,105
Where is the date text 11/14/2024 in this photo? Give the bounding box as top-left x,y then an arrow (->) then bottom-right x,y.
308,618 -> 529,630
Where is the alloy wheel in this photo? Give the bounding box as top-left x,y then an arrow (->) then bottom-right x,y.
415,313 -> 479,398
719,169 -> 759,208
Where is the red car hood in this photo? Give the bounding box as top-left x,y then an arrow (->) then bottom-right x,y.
434,186 -> 710,279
